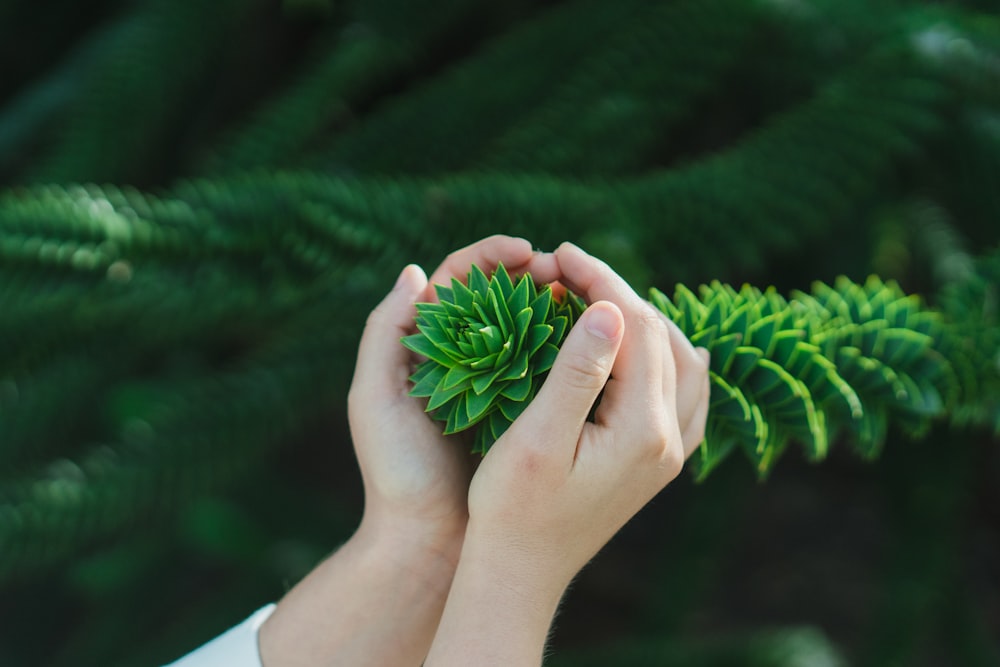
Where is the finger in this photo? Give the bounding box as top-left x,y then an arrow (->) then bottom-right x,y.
511,301 -> 624,464
425,235 -> 536,300
555,242 -> 667,432
680,357 -> 711,458
658,313 -> 709,431
552,242 -> 648,312
521,250 -> 561,285
351,264 -> 428,404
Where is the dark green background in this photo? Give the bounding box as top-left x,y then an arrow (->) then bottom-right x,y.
0,1 -> 998,665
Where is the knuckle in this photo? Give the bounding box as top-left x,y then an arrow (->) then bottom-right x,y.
689,424 -> 707,450
558,349 -> 610,391
642,419 -> 684,477
637,415 -> 670,456
513,446 -> 547,477
636,305 -> 668,334
659,443 -> 685,480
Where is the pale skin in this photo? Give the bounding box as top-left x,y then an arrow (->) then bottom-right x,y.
258,236 -> 711,667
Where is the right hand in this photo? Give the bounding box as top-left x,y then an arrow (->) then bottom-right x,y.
461,241 -> 711,599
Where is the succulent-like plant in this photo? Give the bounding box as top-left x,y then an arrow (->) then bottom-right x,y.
405,265 -> 956,478
402,263 -> 584,453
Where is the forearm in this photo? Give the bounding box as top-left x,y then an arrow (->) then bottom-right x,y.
424,535 -> 569,667
259,518 -> 459,667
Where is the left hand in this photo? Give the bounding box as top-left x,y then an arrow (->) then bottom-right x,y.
259,236 -> 562,667
346,235 -> 560,560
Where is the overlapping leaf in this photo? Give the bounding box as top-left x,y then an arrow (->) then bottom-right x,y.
410,268 -> 954,474
651,276 -> 954,479
402,263 -> 584,453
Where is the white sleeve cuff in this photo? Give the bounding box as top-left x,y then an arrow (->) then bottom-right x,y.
164,603 -> 276,667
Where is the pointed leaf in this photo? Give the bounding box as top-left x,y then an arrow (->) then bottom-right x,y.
529,289 -> 553,327
550,315 -> 569,343
472,366 -> 506,394
470,351 -> 500,371
480,324 -> 503,354
510,275 -> 531,314
426,379 -> 468,411
496,334 -> 515,368
466,382 -> 505,423
470,332 -> 489,358
532,343 -> 560,375
499,392 -> 532,422
500,374 -> 532,401
441,364 -> 476,390
489,287 -> 513,339
500,348 -> 530,382
402,333 -> 456,367
526,324 -> 553,356
468,264 -> 490,295
451,277 -> 475,312
513,307 -> 532,351
410,363 -> 447,397
434,283 -> 456,304
492,262 -> 515,301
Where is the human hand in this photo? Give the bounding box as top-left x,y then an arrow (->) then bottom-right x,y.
466,240 -> 710,589
260,236 -> 562,667
425,242 -> 710,666
346,234 -> 562,561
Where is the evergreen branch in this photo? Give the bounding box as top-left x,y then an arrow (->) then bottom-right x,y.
0,351 -> 128,469
0,303 -> 363,584
654,276 -> 951,479
306,0 -> 652,174
479,0 -> 762,175
622,38 -> 953,283
406,266 -> 956,481
197,0 -> 494,174
936,246 -> 1000,435
197,25 -> 413,174
22,0 -> 268,184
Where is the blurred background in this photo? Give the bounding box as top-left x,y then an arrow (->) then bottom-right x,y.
0,0 -> 998,664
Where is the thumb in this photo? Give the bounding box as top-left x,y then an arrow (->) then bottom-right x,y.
352,264 -> 428,401
514,301 -> 624,454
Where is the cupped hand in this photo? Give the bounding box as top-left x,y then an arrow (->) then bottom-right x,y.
346,235 -> 560,557
462,241 -> 711,594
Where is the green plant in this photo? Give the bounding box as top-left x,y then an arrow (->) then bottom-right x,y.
402,263 -> 584,453
408,266 -> 953,479
2,0 -> 999,664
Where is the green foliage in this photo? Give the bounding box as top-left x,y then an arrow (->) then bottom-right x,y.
403,264 -> 584,453
413,266 -> 955,479
0,0 -> 998,664
937,246 -> 1000,435
652,277 -> 951,479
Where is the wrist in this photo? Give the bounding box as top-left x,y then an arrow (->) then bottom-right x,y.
260,516 -> 463,667
355,510 -> 465,591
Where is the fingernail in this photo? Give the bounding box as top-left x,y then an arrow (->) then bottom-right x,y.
585,304 -> 621,340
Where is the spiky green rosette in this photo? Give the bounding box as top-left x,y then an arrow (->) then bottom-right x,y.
651,276 -> 954,480
402,263 -> 585,454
